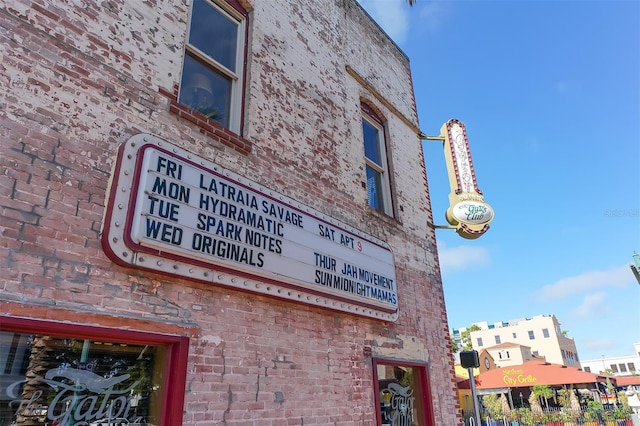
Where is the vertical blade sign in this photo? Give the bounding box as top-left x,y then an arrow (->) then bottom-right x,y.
441,119 -> 494,239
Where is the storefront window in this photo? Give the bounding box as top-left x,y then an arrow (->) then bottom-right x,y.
0,317 -> 188,426
373,358 -> 435,426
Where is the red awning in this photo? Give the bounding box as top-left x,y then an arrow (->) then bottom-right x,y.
616,375 -> 640,387
470,360 -> 610,390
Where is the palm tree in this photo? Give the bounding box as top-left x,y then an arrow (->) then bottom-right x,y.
532,384 -> 553,410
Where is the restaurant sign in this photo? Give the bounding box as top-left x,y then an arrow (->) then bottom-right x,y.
102,134 -> 398,320
440,119 -> 494,239
502,368 -> 537,386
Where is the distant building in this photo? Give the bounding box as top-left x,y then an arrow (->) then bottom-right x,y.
581,343 -> 640,375
454,314 -> 581,367
483,342 -> 540,367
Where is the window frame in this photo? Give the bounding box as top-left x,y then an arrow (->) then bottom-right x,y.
372,357 -> 435,426
361,103 -> 393,216
0,315 -> 189,426
179,0 -> 248,134
528,330 -> 535,340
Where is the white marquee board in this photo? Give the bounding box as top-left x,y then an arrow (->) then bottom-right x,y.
102,134 -> 398,320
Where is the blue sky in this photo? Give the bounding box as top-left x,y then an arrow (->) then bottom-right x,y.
358,0 -> 640,362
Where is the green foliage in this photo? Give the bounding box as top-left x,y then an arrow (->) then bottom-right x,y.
450,337 -> 460,353
460,324 -> 482,351
586,399 -> 604,420
513,407 -> 535,425
482,394 -> 504,420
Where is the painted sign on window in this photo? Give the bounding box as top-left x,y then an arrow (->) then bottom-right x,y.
0,332 -> 162,426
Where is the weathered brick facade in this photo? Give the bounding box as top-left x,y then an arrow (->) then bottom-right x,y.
0,0 -> 459,424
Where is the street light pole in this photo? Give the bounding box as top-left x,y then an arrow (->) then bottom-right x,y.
468,366 -> 482,426
461,350 -> 482,426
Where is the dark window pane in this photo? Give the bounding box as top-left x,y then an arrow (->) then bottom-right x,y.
179,55 -> 231,127
366,166 -> 382,209
363,119 -> 381,165
189,0 -> 238,72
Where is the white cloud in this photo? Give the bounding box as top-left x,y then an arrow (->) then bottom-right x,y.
536,264 -> 632,301
358,0 -> 451,45
357,0 -> 411,45
417,1 -> 451,34
571,292 -> 609,320
437,242 -> 490,274
581,338 -> 617,354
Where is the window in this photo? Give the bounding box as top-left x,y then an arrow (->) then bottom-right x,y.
494,335 -> 501,344
512,332 -> 517,339
498,350 -> 510,360
619,364 -> 627,373
0,316 -> 188,425
362,103 -> 392,215
477,337 -> 483,347
542,328 -> 550,338
610,364 -> 619,373
179,0 -> 247,132
528,330 -> 535,340
373,358 -> 435,425
628,363 -> 636,372
584,366 -> 591,373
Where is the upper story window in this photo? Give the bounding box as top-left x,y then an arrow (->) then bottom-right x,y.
542,328 -> 550,338
362,103 -> 393,216
494,335 -> 501,344
476,337 -> 483,347
528,330 -> 535,340
584,366 -> 591,372
628,362 -> 636,372
179,0 -> 247,133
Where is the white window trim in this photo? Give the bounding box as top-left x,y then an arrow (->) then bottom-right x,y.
181,0 -> 246,133
362,113 -> 393,215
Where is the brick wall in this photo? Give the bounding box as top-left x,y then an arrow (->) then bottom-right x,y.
0,0 -> 458,424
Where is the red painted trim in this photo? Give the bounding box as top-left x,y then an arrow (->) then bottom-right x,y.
372,357 -> 436,425
100,141 -> 129,264
446,119 -> 482,195
0,315 -> 190,426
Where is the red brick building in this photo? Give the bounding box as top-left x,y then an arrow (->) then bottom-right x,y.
0,0 -> 458,424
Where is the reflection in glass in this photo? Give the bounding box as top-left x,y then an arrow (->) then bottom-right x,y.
363,119 -> 381,165
0,332 -> 164,426
377,363 -> 429,426
189,0 -> 238,72
179,55 -> 231,128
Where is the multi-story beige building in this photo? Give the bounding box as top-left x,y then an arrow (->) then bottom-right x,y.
457,314 -> 581,367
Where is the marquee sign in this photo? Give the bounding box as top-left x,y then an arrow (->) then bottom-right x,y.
102,134 -> 398,320
441,119 -> 494,239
